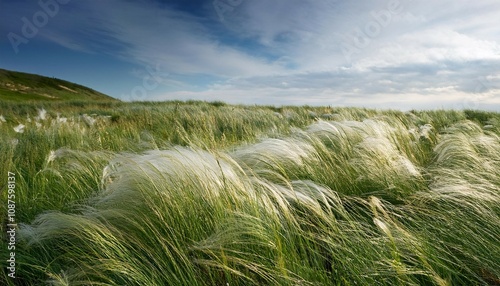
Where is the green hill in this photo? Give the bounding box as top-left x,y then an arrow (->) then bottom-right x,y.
0,68 -> 118,102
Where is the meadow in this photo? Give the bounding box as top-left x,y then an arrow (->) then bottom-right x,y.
1,100 -> 499,285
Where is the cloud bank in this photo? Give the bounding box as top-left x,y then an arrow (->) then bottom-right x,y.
3,0 -> 500,109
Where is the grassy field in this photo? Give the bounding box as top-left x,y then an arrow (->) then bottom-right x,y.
1,100 -> 499,285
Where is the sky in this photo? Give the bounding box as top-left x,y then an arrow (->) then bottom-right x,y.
1,0 -> 500,110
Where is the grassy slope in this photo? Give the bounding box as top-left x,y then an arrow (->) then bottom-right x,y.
0,68 -> 118,102
0,101 -> 499,285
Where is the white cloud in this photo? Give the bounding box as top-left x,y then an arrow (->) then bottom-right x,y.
22,0 -> 500,110
39,1 -> 286,78
152,85 -> 500,111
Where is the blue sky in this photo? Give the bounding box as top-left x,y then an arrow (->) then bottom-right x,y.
1,0 -> 500,110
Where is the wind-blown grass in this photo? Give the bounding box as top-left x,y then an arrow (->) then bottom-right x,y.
1,102 -> 499,285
